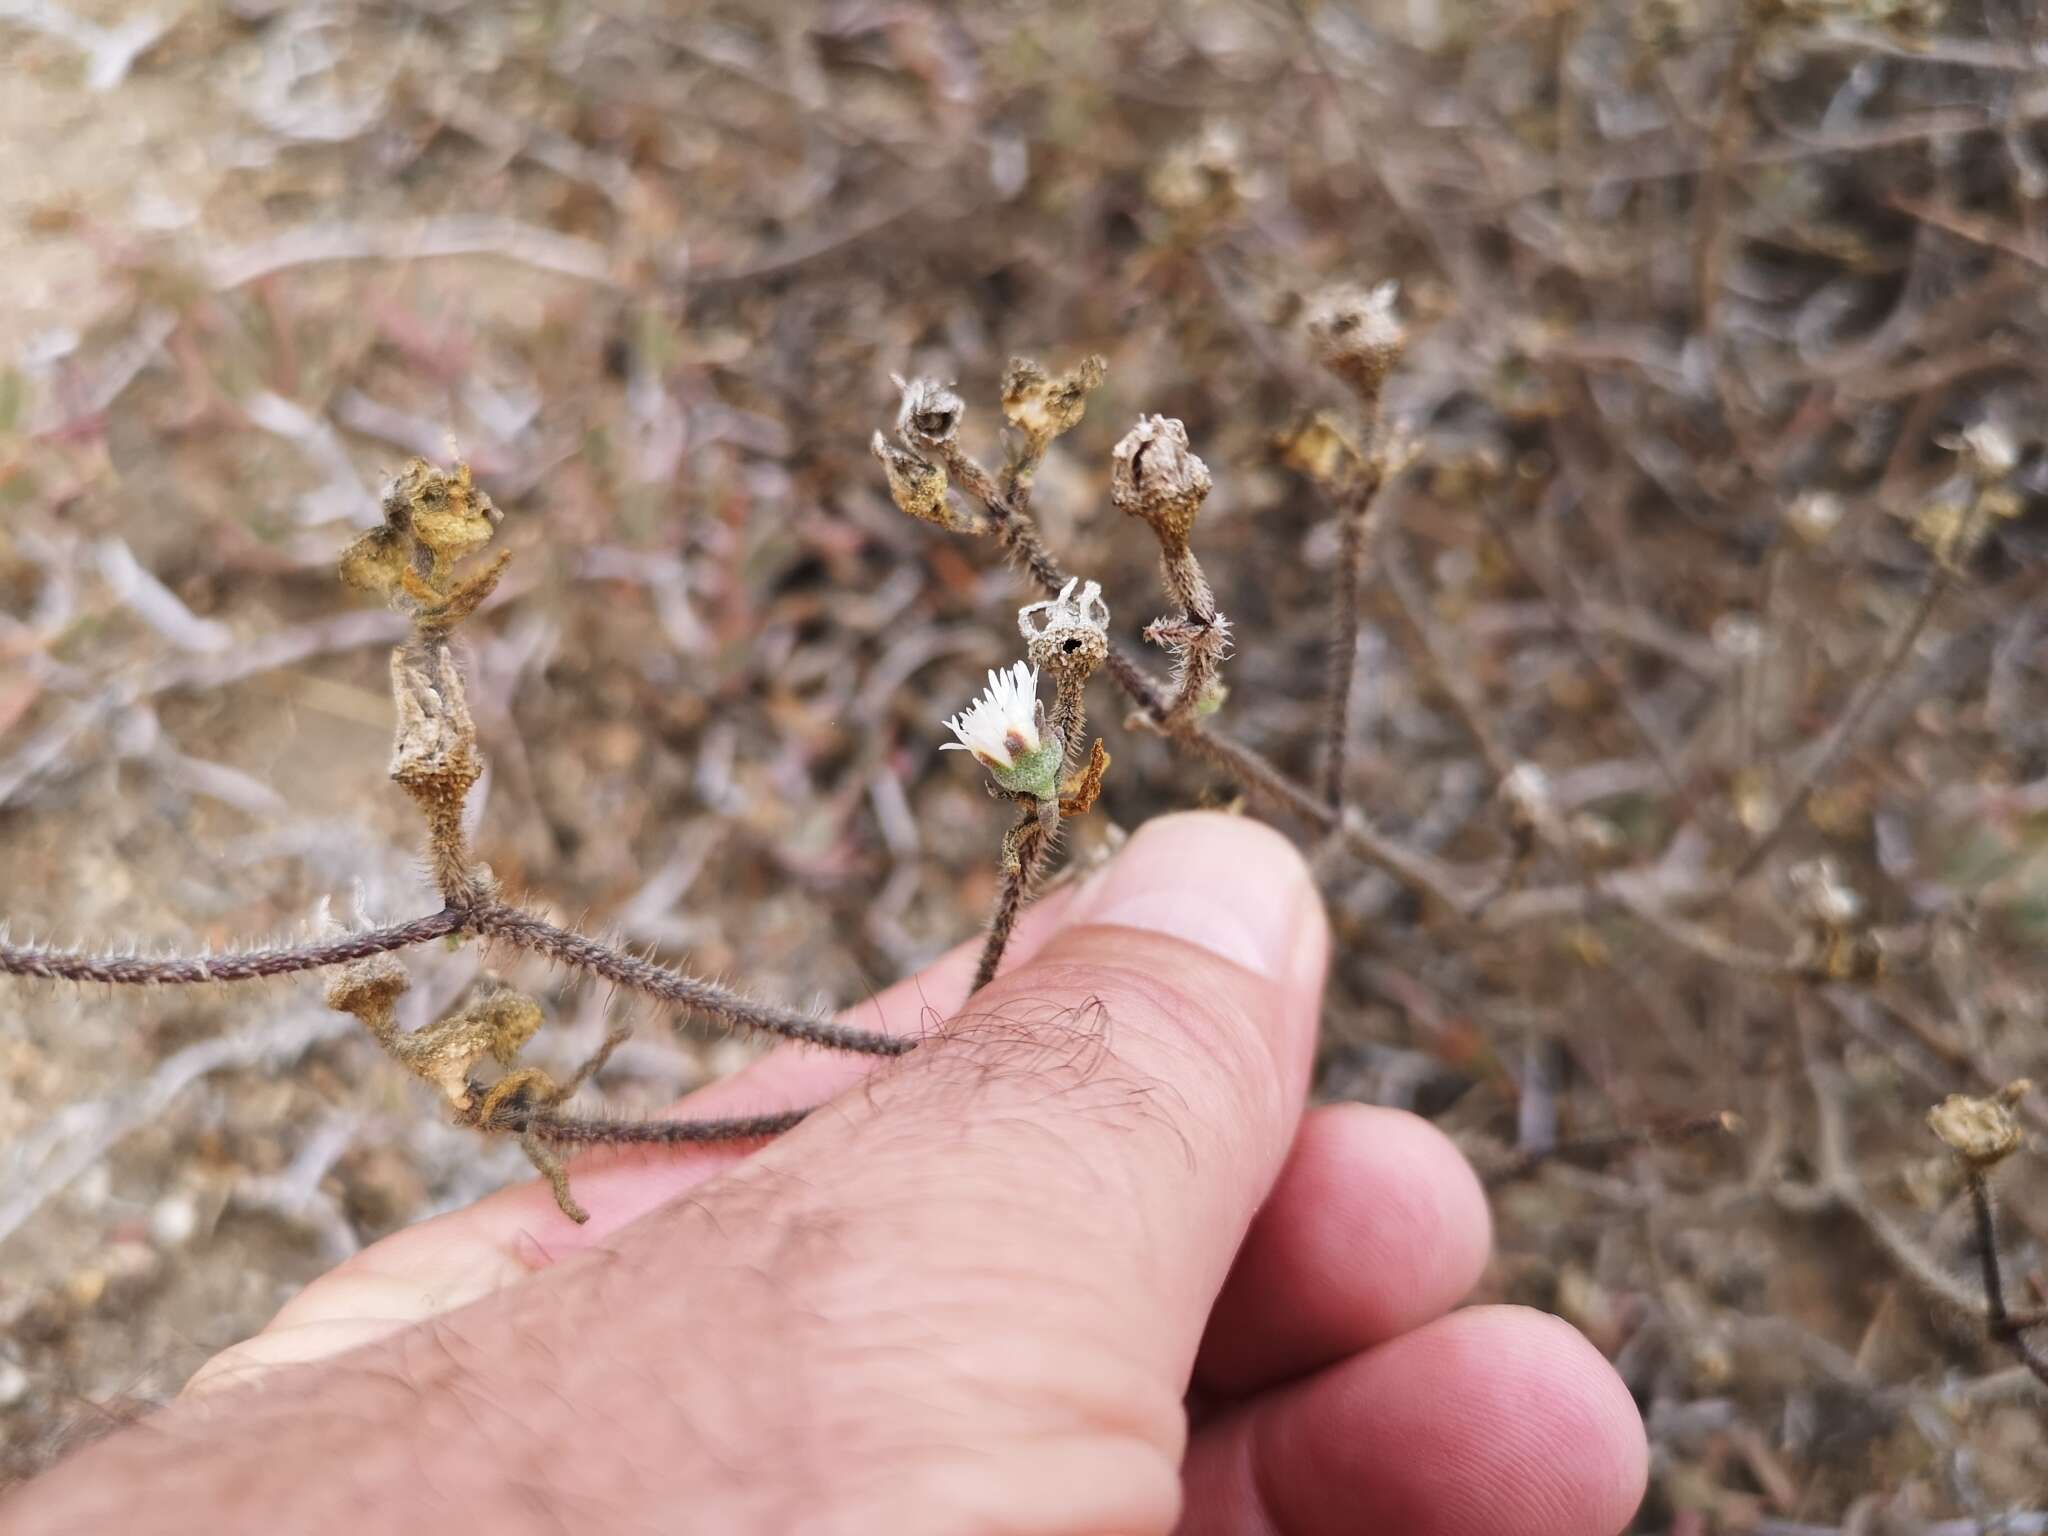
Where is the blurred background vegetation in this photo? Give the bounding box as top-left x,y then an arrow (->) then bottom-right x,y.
6,0 -> 2048,1524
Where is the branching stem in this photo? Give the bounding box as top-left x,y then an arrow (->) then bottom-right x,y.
3,899 -> 906,1057
953,444 -> 1486,913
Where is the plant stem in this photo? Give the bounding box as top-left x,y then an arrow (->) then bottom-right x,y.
470,902 -> 912,1055
1731,564 -> 1951,881
1321,490 -> 1368,809
0,909 -> 465,985
482,1103 -> 812,1145
1965,1162 -> 2048,1389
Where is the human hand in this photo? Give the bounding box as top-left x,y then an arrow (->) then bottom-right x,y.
6,813 -> 1646,1535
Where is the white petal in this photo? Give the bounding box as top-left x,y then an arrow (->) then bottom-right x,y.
939,661 -> 1042,770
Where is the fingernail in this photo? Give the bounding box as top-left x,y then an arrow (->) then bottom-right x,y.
1076,813 -> 1322,983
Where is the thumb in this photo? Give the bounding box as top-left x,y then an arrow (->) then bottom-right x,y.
876,807 -> 1332,1355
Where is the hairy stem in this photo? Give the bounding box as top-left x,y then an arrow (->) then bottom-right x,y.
975,857 -> 1032,995
1152,545 -> 1227,729
423,803 -> 485,908
469,901 -> 911,1056
1321,491 -> 1369,809
482,1102 -> 812,1145
990,500 -> 1075,607
974,794 -> 1061,993
3,895 -> 914,1057
0,909 -> 465,985
1047,666 -> 1091,756
1965,1163 -> 2048,1390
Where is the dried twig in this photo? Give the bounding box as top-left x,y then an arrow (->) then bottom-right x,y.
1731,564 -> 1953,882
1300,283 -> 1409,811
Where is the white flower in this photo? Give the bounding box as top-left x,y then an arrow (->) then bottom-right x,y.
941,662 -> 1042,771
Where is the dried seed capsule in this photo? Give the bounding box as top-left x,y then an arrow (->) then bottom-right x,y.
1928,1084 -> 2030,1167
1111,416 -> 1211,548
340,459 -> 505,627
1019,577 -> 1110,683
389,459 -> 500,574
1305,281 -> 1407,406
325,951 -> 411,1042
389,642 -> 481,811
870,432 -> 953,526
892,374 -> 965,451
1148,123 -> 1251,234
1001,354 -> 1107,452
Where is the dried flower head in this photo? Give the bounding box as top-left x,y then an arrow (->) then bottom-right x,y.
1112,415 -> 1212,547
341,459 -> 508,629
1912,491 -> 1994,571
1148,122 -> 1251,231
1788,855 -> 1883,981
342,460 -> 499,592
325,950 -> 411,1042
407,986 -> 546,1112
1929,1082 -> 2031,1167
893,374 -> 965,451
870,431 -> 955,527
1274,411 -> 1366,488
1001,354 -> 1108,452
465,988 -> 547,1069
1019,577 -> 1110,682
942,662 -> 1063,799
1568,811 -> 1628,865
1305,281 -> 1407,405
1912,421 -> 2029,568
